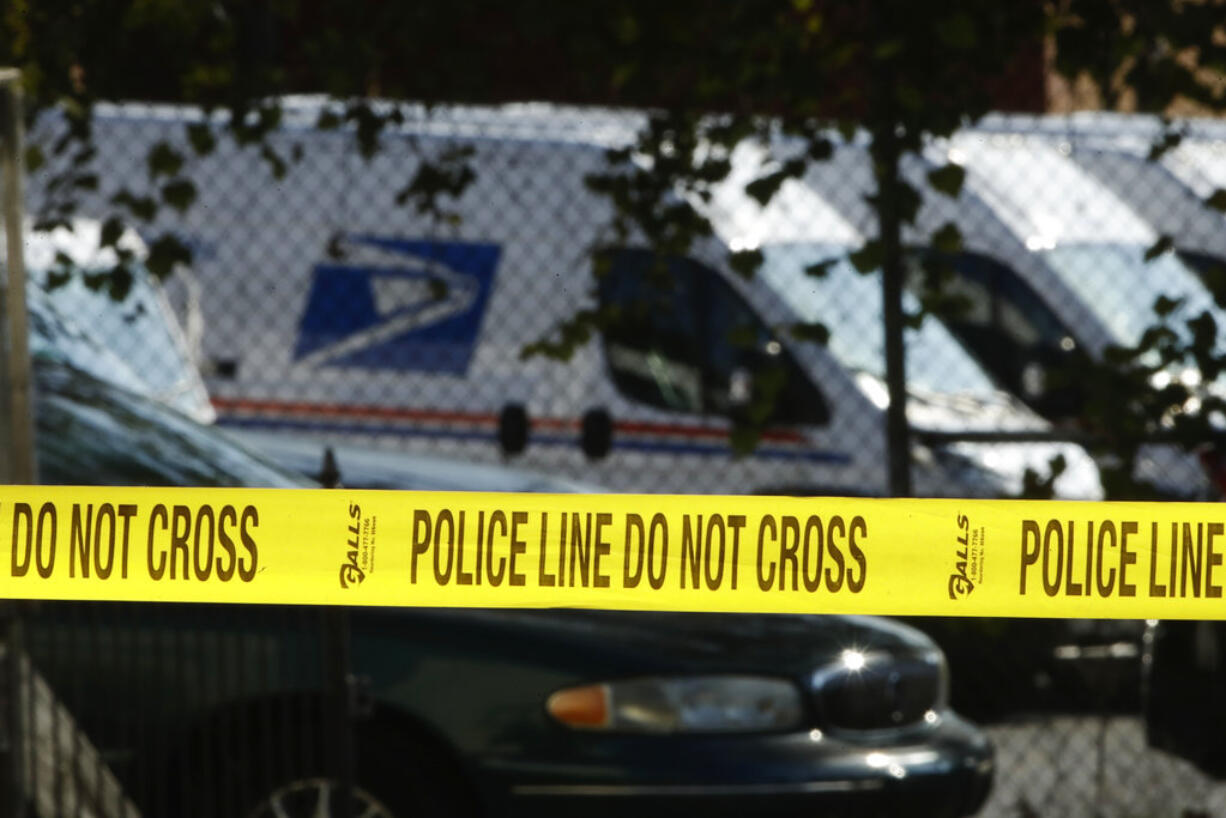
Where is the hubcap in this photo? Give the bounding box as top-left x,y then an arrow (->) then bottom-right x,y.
246,777 -> 395,818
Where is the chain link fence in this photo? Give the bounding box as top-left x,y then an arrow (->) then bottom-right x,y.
11,100 -> 1226,816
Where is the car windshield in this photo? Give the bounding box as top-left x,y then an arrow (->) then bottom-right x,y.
757,243 -> 1000,396
26,286 -> 151,397
30,261 -> 212,421
35,359 -> 312,488
1042,244 -> 1217,348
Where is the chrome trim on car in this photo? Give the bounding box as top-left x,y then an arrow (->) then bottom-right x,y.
511,779 -> 887,797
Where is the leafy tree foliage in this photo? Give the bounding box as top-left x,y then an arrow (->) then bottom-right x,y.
4,0 -> 1226,497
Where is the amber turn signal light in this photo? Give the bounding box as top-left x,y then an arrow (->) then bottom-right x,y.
546,684 -> 610,728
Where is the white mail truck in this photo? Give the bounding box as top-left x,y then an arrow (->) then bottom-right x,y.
25,101 -> 1100,496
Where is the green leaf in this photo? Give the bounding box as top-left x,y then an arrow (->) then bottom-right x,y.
789,321 -> 830,344
145,235 -> 193,280
611,63 -> 637,90
24,146 -> 45,173
927,164 -> 966,198
728,249 -> 763,279
896,82 -> 924,112
316,110 -> 342,130
807,137 -> 833,161
1153,294 -> 1182,317
1147,130 -> 1183,161
804,258 -> 838,278
396,152 -> 477,218
107,264 -> 134,301
935,12 -> 977,50
729,426 -> 760,457
186,123 -> 217,156
931,222 -> 963,253
896,181 -> 922,224
726,324 -> 758,349
82,271 -> 109,292
147,142 -> 184,178
849,240 -> 884,273
326,234 -> 346,260
44,270 -> 71,291
71,145 -> 97,166
260,144 -> 288,180
745,171 -> 787,205
111,189 -> 158,222
160,178 -> 198,212
1144,235 -> 1174,262
1207,189 -> 1226,212
100,217 -> 125,248
1187,311 -> 1218,355
874,39 -> 903,60
348,103 -> 384,159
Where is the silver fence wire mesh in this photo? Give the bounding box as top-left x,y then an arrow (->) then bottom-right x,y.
10,102 -> 1226,816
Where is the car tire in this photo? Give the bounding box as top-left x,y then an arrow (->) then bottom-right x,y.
246,725 -> 470,818
169,705 -> 476,818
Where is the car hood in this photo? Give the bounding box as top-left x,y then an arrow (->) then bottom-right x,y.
228,430 -> 607,493
376,608 -> 941,678
883,374 -> 1046,433
861,374 -> 1105,499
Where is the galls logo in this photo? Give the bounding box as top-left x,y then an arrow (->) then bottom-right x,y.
339,502 -> 366,589
948,513 -> 974,599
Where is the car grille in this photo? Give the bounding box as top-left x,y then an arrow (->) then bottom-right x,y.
811,655 -> 942,731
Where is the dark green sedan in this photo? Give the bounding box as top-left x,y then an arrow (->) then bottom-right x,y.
23,357 -> 993,817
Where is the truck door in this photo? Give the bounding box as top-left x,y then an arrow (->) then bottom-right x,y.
598,248 -> 829,433
905,250 -> 1084,421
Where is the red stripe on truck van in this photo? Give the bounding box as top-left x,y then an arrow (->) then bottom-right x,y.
210,397 -> 809,444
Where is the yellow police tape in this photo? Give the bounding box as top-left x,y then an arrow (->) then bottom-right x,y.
4,485 -> 1226,618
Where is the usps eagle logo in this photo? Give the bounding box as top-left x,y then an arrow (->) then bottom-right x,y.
293,236 -> 500,374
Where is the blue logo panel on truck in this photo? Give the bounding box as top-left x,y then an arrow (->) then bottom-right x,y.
294,237 -> 500,374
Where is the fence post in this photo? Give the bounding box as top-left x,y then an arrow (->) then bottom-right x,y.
0,66 -> 32,818
871,54 -> 912,498
0,69 -> 35,486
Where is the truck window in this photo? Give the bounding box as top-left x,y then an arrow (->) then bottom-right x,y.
1176,250 -> 1226,304
905,250 -> 1081,419
599,249 -> 829,426
599,251 -> 705,413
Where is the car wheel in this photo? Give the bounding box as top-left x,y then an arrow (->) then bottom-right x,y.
168,703 -> 475,818
235,723 -> 472,818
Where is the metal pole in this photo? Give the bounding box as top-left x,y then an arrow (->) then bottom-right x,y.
0,66 -> 32,818
324,609 -> 356,816
868,23 -> 913,499
877,128 -> 911,498
0,68 -> 36,485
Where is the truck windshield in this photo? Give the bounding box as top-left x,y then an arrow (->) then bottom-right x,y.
757,244 -> 1000,396
1042,244 -> 1217,348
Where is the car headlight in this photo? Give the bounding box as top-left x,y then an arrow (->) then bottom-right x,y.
546,675 -> 804,733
